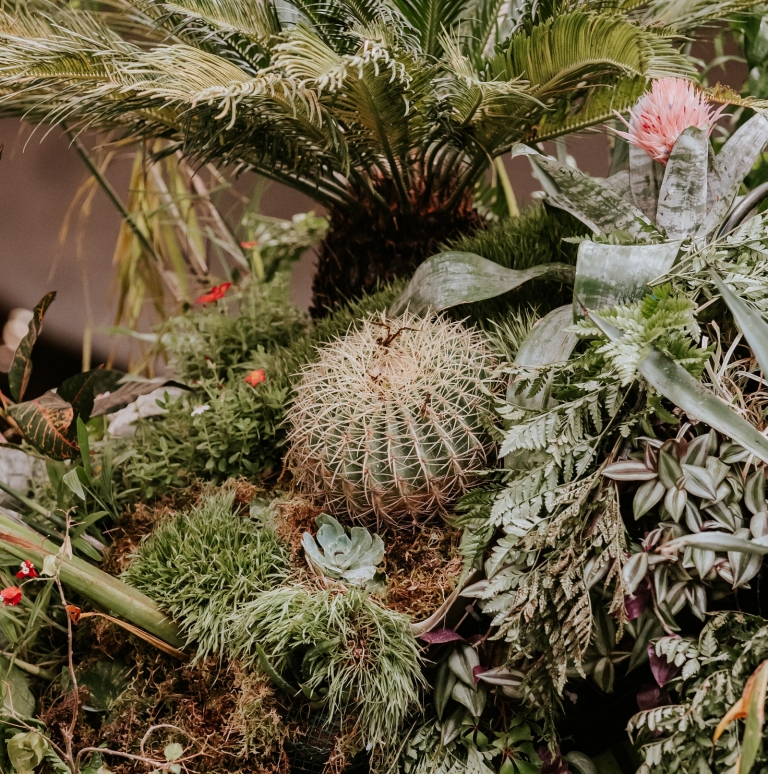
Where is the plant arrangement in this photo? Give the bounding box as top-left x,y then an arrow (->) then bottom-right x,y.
6,0 -> 768,771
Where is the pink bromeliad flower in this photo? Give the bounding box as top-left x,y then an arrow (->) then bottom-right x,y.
614,78 -> 726,165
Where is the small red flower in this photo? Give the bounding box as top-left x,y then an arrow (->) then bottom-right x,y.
241,241 -> 258,249
16,560 -> 37,579
195,282 -> 232,305
245,369 -> 266,387
1,587 -> 22,607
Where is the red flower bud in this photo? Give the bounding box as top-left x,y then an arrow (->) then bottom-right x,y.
195,282 -> 232,304
1,587 -> 22,606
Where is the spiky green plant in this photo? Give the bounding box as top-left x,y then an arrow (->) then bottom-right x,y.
124,490 -> 292,657
0,0 -> 734,310
286,312 -> 500,527
229,584 -> 423,756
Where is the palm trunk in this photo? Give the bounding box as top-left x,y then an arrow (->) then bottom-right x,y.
310,189 -> 483,315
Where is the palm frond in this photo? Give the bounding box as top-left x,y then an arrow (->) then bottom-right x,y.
389,0 -> 474,57
504,12 -> 694,98
638,0 -> 762,31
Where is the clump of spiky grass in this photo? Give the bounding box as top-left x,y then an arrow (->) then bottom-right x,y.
286,312 -> 501,527
124,490 -> 291,657
228,584 -> 423,756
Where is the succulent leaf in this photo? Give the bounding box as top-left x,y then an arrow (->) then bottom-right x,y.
656,126 -> 708,239
629,142 -> 664,220
703,112 -> 768,233
302,514 -> 384,586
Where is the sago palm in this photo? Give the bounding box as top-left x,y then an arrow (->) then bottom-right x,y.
0,0 -> 751,311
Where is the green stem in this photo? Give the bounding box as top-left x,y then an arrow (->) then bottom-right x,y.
494,157 -> 519,217
65,129 -> 161,265
1,652 -> 56,681
0,511 -> 184,649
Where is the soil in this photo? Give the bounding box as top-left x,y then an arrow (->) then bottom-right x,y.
40,621 -> 289,774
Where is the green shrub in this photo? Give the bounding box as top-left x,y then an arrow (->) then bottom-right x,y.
124,490 -> 292,657
229,584 -> 423,756
162,272 -> 307,384
114,279 -> 405,495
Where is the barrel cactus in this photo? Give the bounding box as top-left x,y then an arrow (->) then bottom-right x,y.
286,313 -> 500,527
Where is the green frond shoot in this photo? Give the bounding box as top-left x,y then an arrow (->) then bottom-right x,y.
229,584 -> 424,755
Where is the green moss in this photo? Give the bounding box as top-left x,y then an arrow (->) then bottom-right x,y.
124,490 -> 292,658
446,204 -> 588,326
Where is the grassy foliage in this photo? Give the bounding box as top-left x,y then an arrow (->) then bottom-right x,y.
114,278 -> 405,495
163,273 -> 307,384
447,205 -> 588,325
124,490 -> 291,657
229,585 -> 424,755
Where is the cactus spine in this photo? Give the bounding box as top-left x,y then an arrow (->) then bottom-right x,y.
286,313 -> 499,527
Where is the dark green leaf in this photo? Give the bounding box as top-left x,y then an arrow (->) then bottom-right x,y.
710,269 -> 768,380
390,252 -> 574,316
8,292 -> 55,402
58,368 -> 124,423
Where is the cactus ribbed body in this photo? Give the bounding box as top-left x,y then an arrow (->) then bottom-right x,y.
286,313 -> 499,527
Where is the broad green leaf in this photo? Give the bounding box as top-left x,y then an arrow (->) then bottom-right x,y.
564,752 -> 598,774
164,743 -> 184,762
515,306 -> 578,368
665,531 -> 768,555
8,392 -> 78,460
390,252 -> 574,316
512,144 -> 657,237
76,417 -> 91,478
710,269 -> 768,379
508,305 -> 578,412
451,680 -> 486,717
0,510 -> 184,648
704,113 -> 768,234
0,657 -> 35,718
589,313 -> 768,466
62,467 -> 87,500
6,731 -> 46,774
58,368 -> 124,423
447,643 -> 479,684
433,660 -> 458,719
656,126 -> 708,239
8,292 -> 55,402
628,143 -> 663,220
573,240 -> 680,320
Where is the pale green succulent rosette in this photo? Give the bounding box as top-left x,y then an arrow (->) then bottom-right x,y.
302,514 -> 386,590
